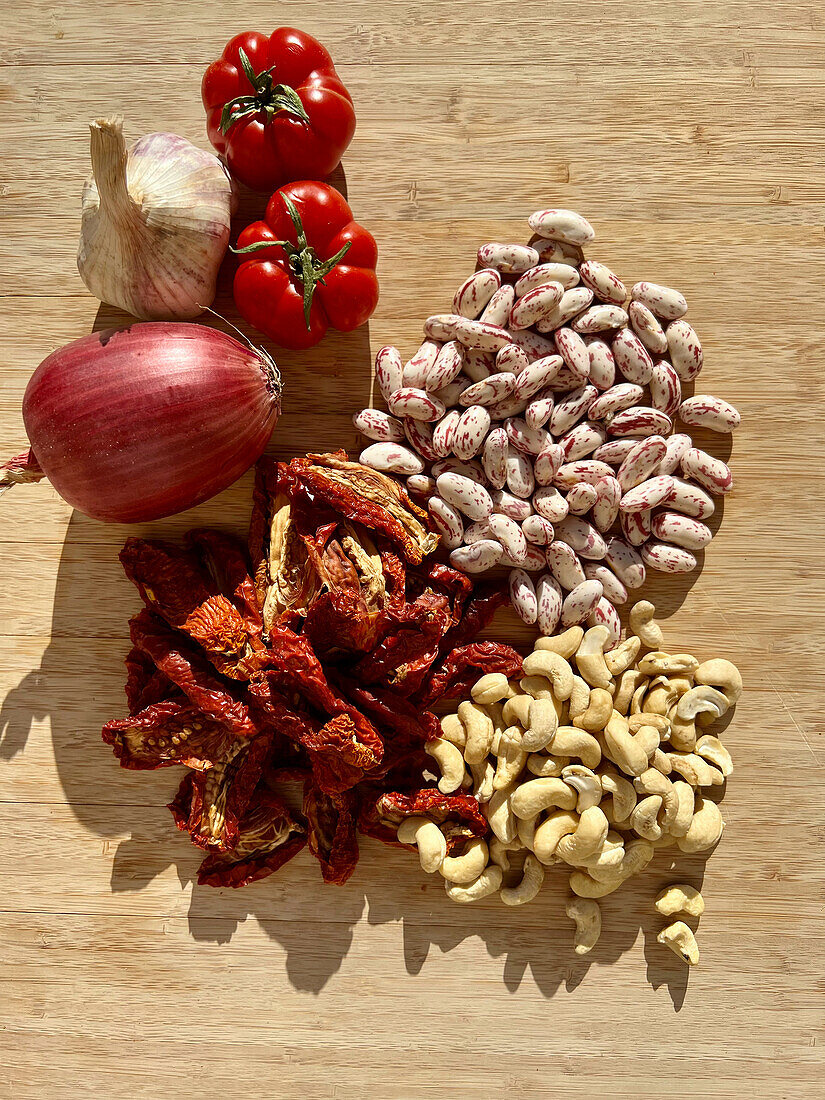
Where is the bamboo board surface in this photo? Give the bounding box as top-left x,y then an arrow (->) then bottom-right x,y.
1,2 -> 824,1097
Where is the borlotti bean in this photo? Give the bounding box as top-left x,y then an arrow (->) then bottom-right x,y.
562,579 -> 604,626
509,568 -> 538,624
354,205 -> 738,622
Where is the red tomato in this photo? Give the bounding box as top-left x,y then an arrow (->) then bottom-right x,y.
233,181 -> 379,350
202,28 -> 356,193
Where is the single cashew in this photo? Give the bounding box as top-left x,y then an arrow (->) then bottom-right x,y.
566,897 -> 602,954
440,712 -> 467,747
600,768 -> 637,823
486,783 -> 518,843
629,794 -> 664,841
520,674 -> 554,700
657,920 -> 700,965
628,712 -> 670,734
677,684 -> 729,724
521,650 -> 575,700
458,700 -> 495,764
638,651 -> 700,678
603,712 -> 649,776
489,835 -> 523,870
533,810 -> 579,864
655,883 -> 705,918
634,767 -> 679,832
570,839 -> 654,897
522,696 -> 558,752
614,669 -> 646,715
516,812 -> 538,851
667,752 -> 724,787
471,672 -> 511,704
568,675 -> 592,719
651,747 -> 673,774
653,833 -> 678,848
633,724 -> 660,758
573,687 -> 614,732
503,693 -> 532,728
500,853 -> 546,906
527,752 -> 570,777
511,776 -> 577,819
439,837 -> 490,884
562,764 -> 602,812
396,817 -> 447,874
677,795 -> 724,853
605,635 -> 641,676
644,684 -> 677,716
445,863 -> 503,903
552,726 -> 602,770
575,625 -> 613,689
535,625 -> 584,658
483,699 -> 506,737
470,758 -> 495,803
694,657 -> 743,705
629,600 -> 664,649
460,769 -> 474,789
669,780 -> 696,837
425,737 -> 467,794
580,831 -> 625,870
695,735 -> 733,777
668,711 -> 698,753
555,805 -> 610,864
493,726 -> 528,790
630,679 -> 651,714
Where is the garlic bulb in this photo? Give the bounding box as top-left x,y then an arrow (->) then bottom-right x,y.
78,115 -> 236,320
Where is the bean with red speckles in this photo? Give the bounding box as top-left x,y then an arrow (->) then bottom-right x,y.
404,418 -> 439,462
460,374 -> 518,408
533,238 -> 584,265
587,338 -> 616,390
584,562 -> 628,606
605,537 -> 646,589
387,387 -> 446,422
536,573 -> 564,635
589,597 -> 622,647
506,417 -> 552,456
422,341 -> 464,391
628,300 -> 668,355
593,438 -> 637,466
649,359 -> 682,416
534,485 -> 570,523
424,314 -> 464,341
492,488 -> 533,522
375,345 -> 403,401
592,475 -> 622,532
528,208 -> 595,245
572,304 -> 629,334
428,496 -> 464,549
559,421 -> 608,461
510,569 -> 538,625
579,259 -> 627,305
631,282 -> 688,321
496,343 -> 530,374
454,405 -> 491,460
360,442 -> 425,475
522,514 -> 556,545
554,460 -> 614,489
588,383 -> 645,421
665,476 -> 715,519
436,472 -> 494,520
454,318 -> 513,353
482,427 -> 508,489
490,513 -> 528,563
535,287 -> 594,333
555,516 -> 607,560
450,539 -> 504,573
510,282 -> 565,329
432,409 -> 461,458
620,474 -> 675,513
461,348 -> 495,383
507,327 -> 559,363
480,285 -> 516,327
681,447 -> 733,494
547,384 -> 597,435
506,447 -> 535,498
406,473 -> 435,498
463,520 -> 492,543
435,376 -> 473,407
617,435 -> 668,492
553,327 -> 591,385
353,408 -> 406,443
640,541 -> 697,574
514,355 -> 565,400
534,445 -> 565,486
453,268 -> 501,318
562,579 -> 604,627
403,340 -> 442,387
608,406 -> 672,438
516,263 -> 580,295
658,433 -> 692,476
612,328 -> 654,385
432,457 -> 485,482
505,543 -> 546,571
666,320 -> 703,381
620,507 -> 652,547
651,512 -> 712,551
525,390 -> 555,430
477,242 -> 540,273
679,395 -> 741,433
567,482 -> 599,515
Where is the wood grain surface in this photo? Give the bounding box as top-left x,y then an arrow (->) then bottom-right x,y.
1,2 -> 824,1097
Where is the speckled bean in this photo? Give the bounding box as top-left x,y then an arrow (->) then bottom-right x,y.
554,327 -> 591,384
404,417 -> 439,461
651,512 -> 712,550
592,475 -> 622,532
666,320 -> 703,381
403,340 -> 441,388
587,338 -> 616,390
617,435 -> 668,492
461,348 -> 496,382
510,282 -> 565,329
528,208 -> 595,245
555,516 -> 607,560
506,417 -> 552,456
572,304 -> 629,334
640,540 -> 697,574
522,514 -> 556,545
619,474 -> 675,513
533,444 -> 565,486
354,408 -> 406,443
477,242 -> 540,273
608,406 -> 672,438
406,473 -> 435,496
588,383 -> 645,421
562,579 -> 604,627
507,327 -> 560,362
679,395 -> 741,433
454,405 -> 491,460
375,345 -> 404,401
490,513 -> 528,563
482,427 -> 509,488
506,543 -> 546,571
453,268 -> 501,318
360,442 -> 425,475
658,433 -> 692,476
628,300 -> 668,354
496,343 -> 530,374
536,573 -> 564,635
492,489 -> 533,522
463,520 -> 493,543
631,282 -> 688,321
455,318 -> 513,353
681,447 -> 733,494
566,481 -> 599,515
589,596 -> 622,647
665,476 -> 716,519
387,387 -> 446,422
593,438 -> 637,466
649,359 -> 682,416
432,408 -> 461,458
428,496 -> 464,549
578,259 -> 627,305
450,540 -> 504,573
516,262 -> 580,295
604,537 -> 646,589
553,459 -> 614,489
583,562 -> 628,605
548,384 -> 598,435
612,328 -> 654,385
533,238 -> 584,265
525,391 -> 555,430
436,472 -> 494,520
620,507 -> 652,547
513,354 -> 565,400
435,376 -> 473,407
422,341 -> 464,391
506,447 -> 535,498
535,287 -> 594,333
424,314 -> 464,342
480,284 -> 516,327
432,457 -> 486,482
559,421 -> 608,461
546,541 -> 586,590
510,569 -> 538,625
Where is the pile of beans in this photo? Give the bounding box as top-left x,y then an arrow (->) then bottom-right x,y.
353,207 -> 740,642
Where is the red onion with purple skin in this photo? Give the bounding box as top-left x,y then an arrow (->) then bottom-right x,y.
0,322 -> 281,522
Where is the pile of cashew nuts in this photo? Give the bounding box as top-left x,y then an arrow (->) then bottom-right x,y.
393,600 -> 740,962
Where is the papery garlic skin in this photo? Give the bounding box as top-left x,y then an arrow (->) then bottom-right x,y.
78,116 -> 237,320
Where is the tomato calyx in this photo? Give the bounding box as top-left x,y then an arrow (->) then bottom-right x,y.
233,194 -> 352,329
220,48 -> 310,134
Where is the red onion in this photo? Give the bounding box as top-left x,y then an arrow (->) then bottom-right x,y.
1,322 -> 280,522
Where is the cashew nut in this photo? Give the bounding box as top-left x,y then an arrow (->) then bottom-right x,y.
555,805 -> 610,864
502,692 -> 532,728
516,812 -> 538,851
695,734 -> 733,777
669,780 -> 696,837
458,700 -> 495,764
575,625 -> 613,689
644,683 -> 679,716
600,768 -> 637,823
655,883 -> 705,918
522,696 -> 558,752
562,764 -> 602,812
676,795 -> 724,853
511,776 -> 577,819
568,675 -> 592,719
521,650 -> 575,700
471,672 -> 511,704
535,625 -> 584,658
628,712 -> 671,734
439,837 -> 490,884
469,758 -> 495,803
500,853 -> 545,906
629,794 -> 664,841
676,685 -> 729,723
486,782 -> 518,842
605,635 -> 642,676
668,711 -> 698,752
527,752 -> 570,777
493,725 -> 528,790
651,747 -> 673,774
694,657 -> 743,705
633,724 -> 660,758
638,651 -> 700,678
570,839 -> 654,897
572,687 -> 614,732
565,897 -> 602,954
629,600 -> 664,649
439,712 -> 466,747
630,678 -> 651,714
552,726 -> 602,770
396,817 -> 447,874
520,674 -> 554,700
581,831 -> 625,870
634,767 -> 679,832
603,712 -> 649,776
657,920 -> 700,965
445,863 -> 503,903
425,737 -> 467,794
489,835 -> 522,870
614,669 -> 646,715
533,810 -> 579,864
667,752 -> 724,787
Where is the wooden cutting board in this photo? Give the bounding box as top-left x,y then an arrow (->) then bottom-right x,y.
1,2 -> 823,1097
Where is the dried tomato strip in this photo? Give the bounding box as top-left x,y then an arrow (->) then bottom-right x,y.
414,641 -> 523,707
103,700 -> 240,771
187,529 -> 263,637
303,782 -> 359,885
124,646 -> 177,714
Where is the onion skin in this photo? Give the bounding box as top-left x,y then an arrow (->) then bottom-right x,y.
21,323 -> 280,523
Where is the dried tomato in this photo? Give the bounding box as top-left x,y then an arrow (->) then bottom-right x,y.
124,646 -> 177,714
103,700 -> 241,772
440,581 -> 509,651
359,788 -> 489,851
186,529 -> 263,638
415,641 -> 523,707
303,782 -> 359,885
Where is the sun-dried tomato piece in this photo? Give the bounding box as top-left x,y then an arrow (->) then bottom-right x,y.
103,700 -> 240,771
303,782 -> 359,885
187,529 -> 263,638
359,788 -> 489,850
124,646 -> 177,714
441,581 -> 509,650
415,641 -> 523,707
196,787 -> 307,888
